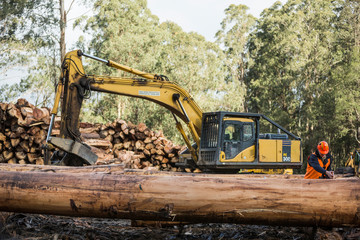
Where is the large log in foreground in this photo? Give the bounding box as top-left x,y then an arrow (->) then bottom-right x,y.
0,163 -> 305,178
0,168 -> 359,227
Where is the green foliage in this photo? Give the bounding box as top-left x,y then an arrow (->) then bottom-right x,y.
1,0 -> 56,41
246,0 -> 360,168
77,0 -> 226,143
19,54 -> 59,106
330,0 -> 360,166
0,0 -> 59,105
215,4 -> 256,112
0,83 -> 21,102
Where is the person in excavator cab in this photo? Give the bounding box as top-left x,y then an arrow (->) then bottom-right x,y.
304,141 -> 334,179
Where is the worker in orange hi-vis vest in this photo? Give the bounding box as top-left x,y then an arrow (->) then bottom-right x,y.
304,141 -> 334,179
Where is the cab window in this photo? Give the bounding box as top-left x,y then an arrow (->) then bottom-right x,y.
243,124 -> 253,142
223,121 -> 254,160
224,124 -> 242,142
223,122 -> 243,159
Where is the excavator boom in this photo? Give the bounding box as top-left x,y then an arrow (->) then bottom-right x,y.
46,50 -> 203,165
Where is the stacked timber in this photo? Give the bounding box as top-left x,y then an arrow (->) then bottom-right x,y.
0,99 -> 50,165
77,120 -> 183,171
0,99 -> 185,171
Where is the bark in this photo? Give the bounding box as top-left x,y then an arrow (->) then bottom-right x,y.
0,166 -> 359,227
33,107 -> 50,121
0,163 -> 124,173
59,0 -> 66,62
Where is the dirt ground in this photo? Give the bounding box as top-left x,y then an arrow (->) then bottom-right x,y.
1,212 -> 359,240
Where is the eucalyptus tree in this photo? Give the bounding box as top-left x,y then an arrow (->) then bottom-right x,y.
248,1 -> 335,143
247,0 -> 360,166
331,0 -> 360,162
76,0 -> 172,130
0,0 -> 69,106
0,0 -> 57,68
215,4 -> 256,112
78,0 -> 225,142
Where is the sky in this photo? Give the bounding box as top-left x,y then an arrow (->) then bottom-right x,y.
146,0 -> 284,41
65,0 -> 284,47
1,0 -> 284,86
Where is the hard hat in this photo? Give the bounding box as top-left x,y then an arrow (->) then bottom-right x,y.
317,141 -> 329,155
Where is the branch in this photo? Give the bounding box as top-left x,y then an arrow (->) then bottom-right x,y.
353,129 -> 360,145
355,108 -> 360,122
66,9 -> 92,23
67,0 -> 76,13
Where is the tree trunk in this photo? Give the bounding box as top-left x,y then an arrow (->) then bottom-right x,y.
60,0 -> 66,62
0,165 -> 359,227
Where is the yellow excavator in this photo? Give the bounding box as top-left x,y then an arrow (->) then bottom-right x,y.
44,50 -> 302,172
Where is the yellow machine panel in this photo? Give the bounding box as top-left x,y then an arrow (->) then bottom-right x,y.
259,139 -> 278,162
220,145 -> 256,163
291,140 -> 301,163
223,117 -> 254,123
259,139 -> 301,163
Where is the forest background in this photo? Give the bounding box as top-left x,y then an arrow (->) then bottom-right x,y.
0,0 -> 359,171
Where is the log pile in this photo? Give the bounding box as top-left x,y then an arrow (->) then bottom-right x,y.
69,120 -> 184,171
0,99 -> 185,171
0,99 -> 50,165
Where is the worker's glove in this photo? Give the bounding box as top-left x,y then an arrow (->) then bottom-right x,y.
325,171 -> 334,179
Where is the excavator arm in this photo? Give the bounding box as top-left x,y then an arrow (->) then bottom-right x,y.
46,50 -> 203,165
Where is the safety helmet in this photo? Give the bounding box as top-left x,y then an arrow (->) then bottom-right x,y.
317,141 -> 329,155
